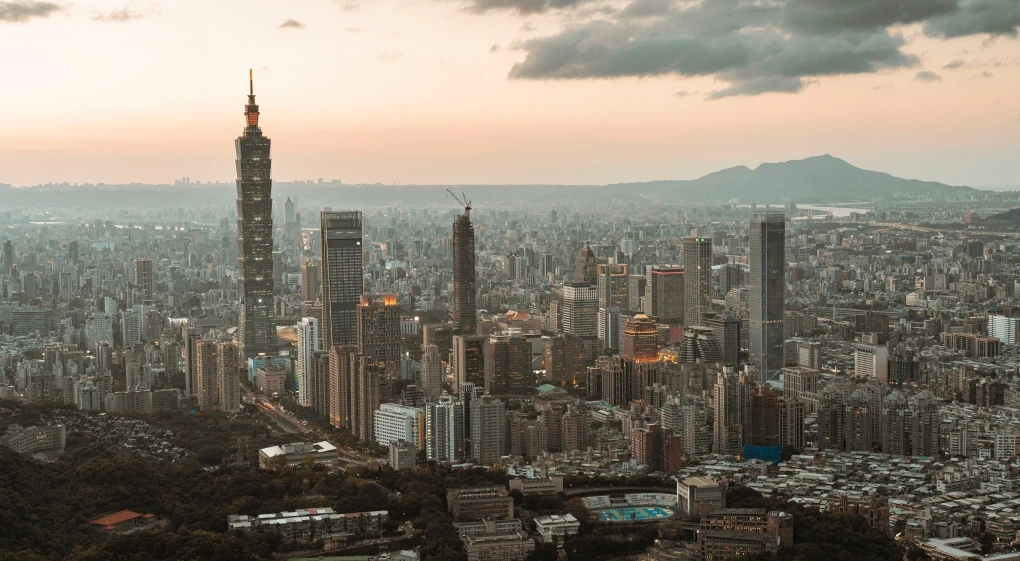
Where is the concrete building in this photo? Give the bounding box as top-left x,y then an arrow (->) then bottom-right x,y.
358,294 -> 401,380
534,513 -> 580,542
258,441 -> 339,470
374,403 -> 421,448
388,439 -> 417,470
677,476 -> 726,516
447,486 -> 515,521
470,395 -> 506,465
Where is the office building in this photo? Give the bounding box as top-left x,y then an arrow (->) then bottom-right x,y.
447,486 -> 514,521
749,211 -> 785,380
645,266 -> 684,324
295,317 -> 320,407
676,476 -> 726,515
703,314 -> 741,367
453,334 -> 486,391
235,73 -> 277,360
597,261 -> 628,309
388,440 -> 417,470
627,274 -> 646,312
485,334 -> 532,394
621,313 -> 658,362
421,344 -> 444,400
562,282 -> 598,338
683,237 -> 712,325
300,259 -> 320,302
258,441 -> 339,470
452,203 -> 477,335
574,242 -> 598,284
321,211 -> 364,348
374,403 -> 422,448
854,341 -> 889,383
463,532 -> 535,561
357,294 -> 401,380
988,314 -> 1020,345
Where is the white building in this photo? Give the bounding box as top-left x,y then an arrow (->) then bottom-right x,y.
562,282 -> 598,338
295,317 -> 320,407
534,513 -> 580,542
988,314 -> 1020,345
85,313 -> 114,349
258,441 -> 339,470
122,310 -> 142,347
853,342 -> 888,383
374,403 -> 421,448
425,393 -> 465,463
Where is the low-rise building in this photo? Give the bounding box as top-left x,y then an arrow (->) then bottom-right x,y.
2,424 -> 66,455
447,486 -> 515,522
534,513 -> 580,542
258,441 -> 339,470
388,439 -> 416,470
677,476 -> 726,515
508,476 -> 563,496
454,517 -> 524,537
463,531 -> 535,561
228,508 -> 387,544
89,510 -> 156,533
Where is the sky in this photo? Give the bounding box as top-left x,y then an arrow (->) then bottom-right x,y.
0,0 -> 1018,188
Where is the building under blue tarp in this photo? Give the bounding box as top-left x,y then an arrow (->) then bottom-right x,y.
743,443 -> 782,465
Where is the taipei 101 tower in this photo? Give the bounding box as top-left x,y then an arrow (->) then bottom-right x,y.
235,70 -> 277,360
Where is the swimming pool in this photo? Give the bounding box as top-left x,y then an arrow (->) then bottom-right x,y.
597,506 -> 674,522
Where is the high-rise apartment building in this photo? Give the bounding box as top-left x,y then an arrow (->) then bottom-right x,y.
749,212 -> 785,380
216,342 -> 240,413
133,259 -> 154,303
300,259 -> 321,302
682,237 -> 712,325
357,294 -> 401,380
452,204 -> 476,335
853,341 -> 889,383
713,369 -> 747,455
421,344 -> 444,400
321,211 -> 364,348
235,72 -> 277,361
470,395 -> 505,465
295,317 -> 320,406
988,314 -> 1020,345
703,314 -> 741,367
453,334 -> 486,391
644,266 -> 684,324
426,393 -> 465,463
328,345 -> 358,430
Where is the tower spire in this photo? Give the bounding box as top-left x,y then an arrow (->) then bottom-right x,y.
249,68 -> 253,96
245,69 -> 260,128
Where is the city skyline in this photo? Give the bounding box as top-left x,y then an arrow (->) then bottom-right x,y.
0,0 -> 1018,187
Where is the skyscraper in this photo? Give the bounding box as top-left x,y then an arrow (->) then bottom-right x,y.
749,211 -> 785,380
574,242 -> 598,284
321,211 -> 364,348
235,71 -> 277,361
644,266 -> 684,324
300,259 -> 321,302
426,393 -> 465,463
562,282 -> 598,338
622,313 -> 658,362
133,259 -> 154,303
295,317 -> 320,406
357,294 -> 401,380
597,261 -> 628,309
470,395 -> 506,465
452,203 -> 476,335
421,344 -> 444,400
682,237 -> 712,325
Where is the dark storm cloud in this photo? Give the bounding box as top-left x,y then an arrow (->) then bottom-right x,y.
279,18 -> 307,29
924,0 -> 1020,38
0,1 -> 61,23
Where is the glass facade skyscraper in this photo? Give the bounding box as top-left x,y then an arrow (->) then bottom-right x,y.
235,71 -> 277,360
749,211 -> 785,380
321,211 -> 364,348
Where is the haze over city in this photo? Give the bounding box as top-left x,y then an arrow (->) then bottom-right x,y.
1,0 -> 1019,187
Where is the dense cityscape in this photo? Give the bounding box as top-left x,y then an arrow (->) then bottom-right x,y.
1,74 -> 1020,561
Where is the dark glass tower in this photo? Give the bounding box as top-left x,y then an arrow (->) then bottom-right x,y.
452,205 -> 476,335
235,70 -> 277,360
321,211 -> 364,348
749,211 -> 785,381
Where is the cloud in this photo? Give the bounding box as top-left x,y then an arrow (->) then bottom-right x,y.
93,7 -> 144,22
913,70 -> 942,81
279,18 -> 306,29
924,0 -> 1020,38
0,1 -> 61,23
464,0 -> 600,15
943,59 -> 967,69
976,70 -> 994,78
509,8 -> 917,98
490,43 -> 501,52
341,0 -> 360,11
500,0 -> 1020,98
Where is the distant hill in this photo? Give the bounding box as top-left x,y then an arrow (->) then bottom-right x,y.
0,155 -> 980,208
986,207 -> 1020,224
611,154 -> 978,202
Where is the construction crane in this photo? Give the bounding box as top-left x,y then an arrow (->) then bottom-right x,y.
446,189 -> 471,216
